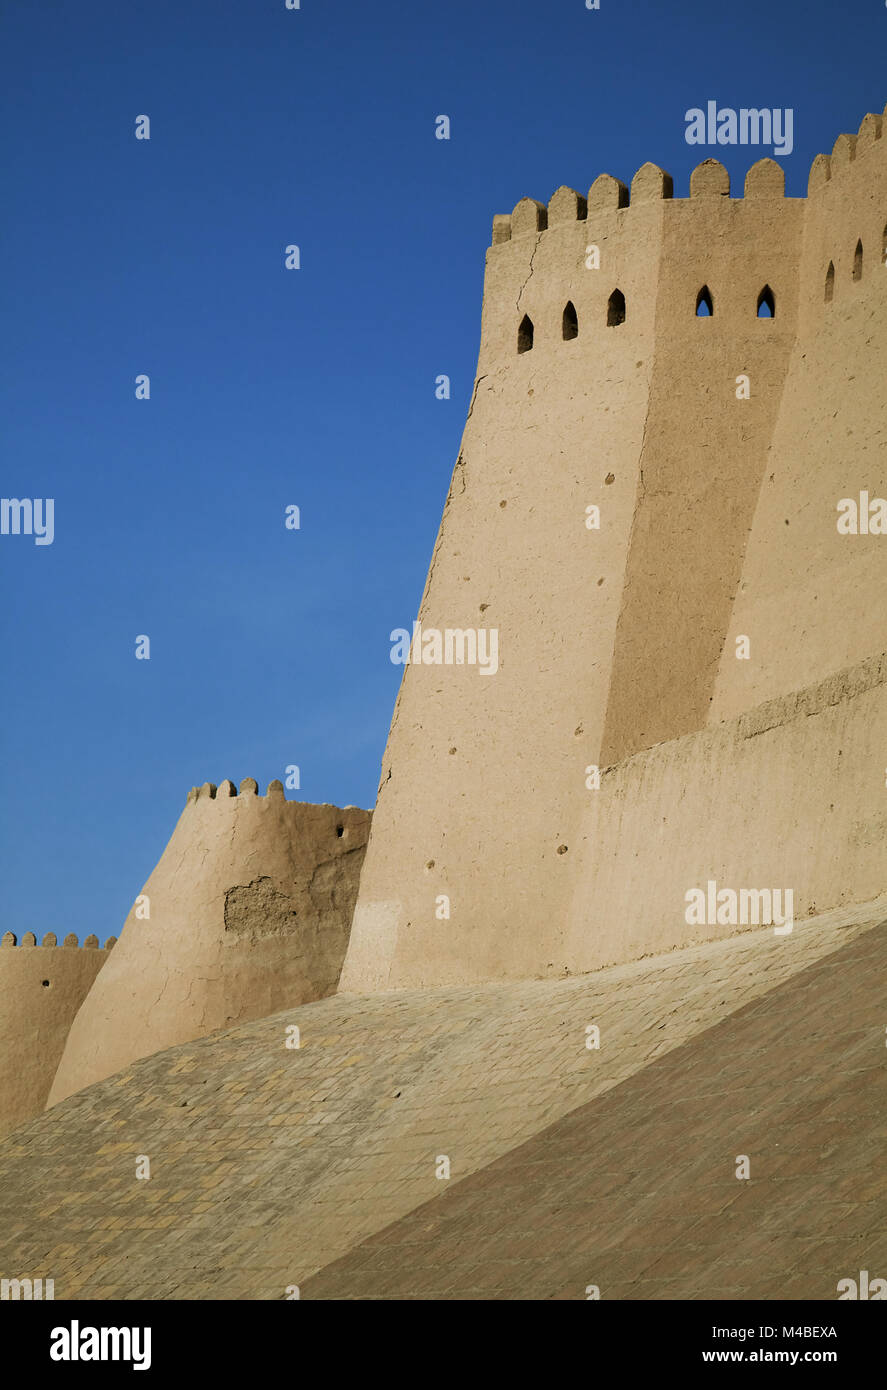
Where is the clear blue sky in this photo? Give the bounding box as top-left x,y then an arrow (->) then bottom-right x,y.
1,0 -> 883,944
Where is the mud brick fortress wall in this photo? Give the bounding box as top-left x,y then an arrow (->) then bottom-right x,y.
343,105 -> 887,990
1,105 -> 884,1148
0,104 -> 886,1304
47,783 -> 372,1108
0,934 -> 113,1139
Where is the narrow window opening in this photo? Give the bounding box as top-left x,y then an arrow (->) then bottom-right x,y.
562,301 -> 578,340
517,314 -> 534,353
695,286 -> 713,317
756,285 -> 775,318
853,240 -> 863,281
607,289 -> 626,327
824,261 -> 835,303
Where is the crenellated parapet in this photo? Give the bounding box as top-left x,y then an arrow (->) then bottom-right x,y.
492,100 -> 887,246
47,784 -> 372,1108
478,102 -> 887,369
490,154 -> 791,246
796,105 -> 887,321
1,931 -> 114,948
808,106 -> 886,191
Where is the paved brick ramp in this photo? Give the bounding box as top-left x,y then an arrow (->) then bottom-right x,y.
0,899 -> 882,1299
304,922 -> 887,1299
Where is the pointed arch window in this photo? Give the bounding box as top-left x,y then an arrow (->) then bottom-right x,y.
695,286 -> 713,317
756,285 -> 775,318
517,314 -> 534,354
562,301 -> 578,340
824,261 -> 835,303
853,240 -> 863,281
607,289 -> 626,326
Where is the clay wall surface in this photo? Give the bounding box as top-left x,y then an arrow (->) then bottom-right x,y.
343,167 -> 663,990
711,116 -> 887,720
47,782 -> 370,1107
0,934 -> 112,1138
602,161 -> 803,760
564,651 -> 887,974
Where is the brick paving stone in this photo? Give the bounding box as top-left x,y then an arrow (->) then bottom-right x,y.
0,896 -> 883,1299
303,917 -> 887,1300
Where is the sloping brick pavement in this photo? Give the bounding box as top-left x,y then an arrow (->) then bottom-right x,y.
0,897 -> 883,1299
305,920 -> 887,1299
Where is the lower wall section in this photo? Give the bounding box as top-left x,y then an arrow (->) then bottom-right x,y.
0,941 -> 111,1140
563,651 -> 887,972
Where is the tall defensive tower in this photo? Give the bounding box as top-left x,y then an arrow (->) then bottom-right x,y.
342,105 -> 887,991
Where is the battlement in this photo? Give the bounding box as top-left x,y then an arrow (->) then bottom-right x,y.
180,777 -> 370,849
186,777 -> 286,802
185,776 -> 363,808
0,932 -> 115,949
810,109 -> 885,191
491,104 -> 887,245
471,100 -> 887,386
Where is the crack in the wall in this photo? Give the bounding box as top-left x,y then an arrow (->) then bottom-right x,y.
464,373 -> 487,427
516,233 -> 542,315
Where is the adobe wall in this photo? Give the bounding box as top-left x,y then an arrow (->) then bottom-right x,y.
601,159 -> 803,760
342,166 -> 663,990
343,104 -> 887,992
47,781 -> 371,1107
711,113 -> 887,721
563,651 -> 887,973
0,933 -> 113,1139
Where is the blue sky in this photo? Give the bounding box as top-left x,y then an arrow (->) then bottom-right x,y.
1,0 -> 884,944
